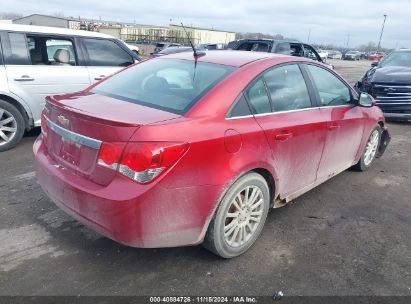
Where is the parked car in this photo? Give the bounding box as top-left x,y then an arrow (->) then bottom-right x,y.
0,23 -> 140,152
355,49 -> 411,120
124,42 -> 140,55
317,49 -> 328,61
327,50 -> 343,59
153,42 -> 182,54
150,46 -> 192,57
368,52 -> 386,61
344,51 -> 361,60
226,39 -> 333,68
34,50 -> 390,258
196,43 -> 225,50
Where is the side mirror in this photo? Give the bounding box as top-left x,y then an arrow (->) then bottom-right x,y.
371,61 -> 379,67
357,92 -> 375,107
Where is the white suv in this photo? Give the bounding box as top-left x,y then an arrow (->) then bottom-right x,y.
0,24 -> 140,151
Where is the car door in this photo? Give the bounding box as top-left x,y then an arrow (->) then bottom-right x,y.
80,38 -> 135,83
303,63 -> 366,179
246,64 -> 327,197
3,32 -> 90,126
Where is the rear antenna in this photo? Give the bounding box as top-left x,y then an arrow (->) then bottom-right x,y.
181,22 -> 200,57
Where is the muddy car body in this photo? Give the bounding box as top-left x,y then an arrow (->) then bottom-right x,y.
34,51 -> 390,258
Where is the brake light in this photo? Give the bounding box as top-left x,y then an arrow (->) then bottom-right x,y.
97,142 -> 189,183
97,142 -> 126,170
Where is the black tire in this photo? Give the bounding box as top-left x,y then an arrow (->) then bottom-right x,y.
204,172 -> 270,258
353,125 -> 382,171
0,100 -> 25,152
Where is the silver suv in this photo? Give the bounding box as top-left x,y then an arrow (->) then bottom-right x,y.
0,24 -> 140,151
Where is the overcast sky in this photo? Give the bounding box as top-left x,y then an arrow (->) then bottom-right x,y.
3,0 -> 411,48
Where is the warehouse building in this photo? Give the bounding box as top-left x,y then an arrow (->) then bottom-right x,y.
13,14 -> 81,30
99,24 -> 236,45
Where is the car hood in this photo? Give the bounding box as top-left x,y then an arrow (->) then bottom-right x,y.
366,66 -> 411,84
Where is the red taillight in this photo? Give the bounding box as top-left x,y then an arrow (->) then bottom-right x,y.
97,142 -> 126,169
97,142 -> 188,183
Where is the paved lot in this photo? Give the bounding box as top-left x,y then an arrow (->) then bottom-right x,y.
0,59 -> 410,296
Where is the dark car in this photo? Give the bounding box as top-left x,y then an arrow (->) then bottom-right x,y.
150,46 -> 192,57
196,43 -> 225,50
226,39 -> 332,68
344,51 -> 361,60
355,49 -> 411,120
153,42 -> 182,54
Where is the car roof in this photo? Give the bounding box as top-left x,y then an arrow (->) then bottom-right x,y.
0,23 -> 114,39
157,50 -> 295,67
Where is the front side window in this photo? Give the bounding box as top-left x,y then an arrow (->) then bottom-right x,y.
83,38 -> 133,67
264,64 -> 312,112
303,45 -> 321,61
4,33 -> 30,65
92,58 -> 235,114
306,64 -> 352,106
245,78 -> 271,114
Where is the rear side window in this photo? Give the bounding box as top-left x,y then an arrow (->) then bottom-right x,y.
46,39 -> 76,65
264,64 -> 312,112
92,58 -> 235,115
4,32 -> 30,65
26,35 -> 77,66
238,42 -> 271,52
82,38 -> 133,67
227,93 -> 252,118
306,64 -> 352,106
290,43 -> 303,57
245,78 -> 271,114
275,43 -> 291,55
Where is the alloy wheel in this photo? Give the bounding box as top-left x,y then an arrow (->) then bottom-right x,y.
364,129 -> 379,166
0,109 -> 18,147
223,185 -> 264,248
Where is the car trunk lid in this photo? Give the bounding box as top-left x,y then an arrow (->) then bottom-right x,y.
44,92 -> 181,186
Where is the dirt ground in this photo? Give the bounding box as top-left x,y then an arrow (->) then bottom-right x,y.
0,59 -> 410,297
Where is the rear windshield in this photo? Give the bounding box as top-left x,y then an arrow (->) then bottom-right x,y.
156,43 -> 165,47
91,59 -> 236,114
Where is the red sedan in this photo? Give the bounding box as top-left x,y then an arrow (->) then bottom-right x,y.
34,51 -> 390,258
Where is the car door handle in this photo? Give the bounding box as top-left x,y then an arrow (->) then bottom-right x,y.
14,75 -> 35,82
328,123 -> 340,131
275,132 -> 293,141
94,75 -> 106,80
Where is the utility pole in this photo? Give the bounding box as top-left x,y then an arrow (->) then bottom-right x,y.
307,28 -> 311,43
346,34 -> 350,48
377,14 -> 387,52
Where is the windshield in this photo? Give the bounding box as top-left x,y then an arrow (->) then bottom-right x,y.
380,51 -> 411,68
91,59 -> 236,115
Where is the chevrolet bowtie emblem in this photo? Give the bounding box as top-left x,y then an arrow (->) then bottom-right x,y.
57,115 -> 69,127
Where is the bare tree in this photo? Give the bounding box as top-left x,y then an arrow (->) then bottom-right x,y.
0,12 -> 23,20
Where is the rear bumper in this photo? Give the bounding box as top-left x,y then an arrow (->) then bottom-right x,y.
34,136 -> 222,248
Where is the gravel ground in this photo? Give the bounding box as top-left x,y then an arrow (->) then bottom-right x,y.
0,59 -> 410,297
